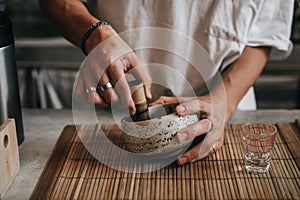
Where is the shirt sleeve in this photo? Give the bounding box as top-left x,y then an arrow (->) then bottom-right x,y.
247,0 -> 294,60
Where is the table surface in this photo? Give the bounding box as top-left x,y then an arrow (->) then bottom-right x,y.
3,108 -> 300,199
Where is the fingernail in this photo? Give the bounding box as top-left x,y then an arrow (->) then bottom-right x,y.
177,157 -> 188,165
177,105 -> 186,113
129,107 -> 136,116
207,122 -> 213,132
176,132 -> 187,142
130,110 -> 136,116
147,91 -> 152,99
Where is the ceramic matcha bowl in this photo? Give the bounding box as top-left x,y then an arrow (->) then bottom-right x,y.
121,103 -> 198,154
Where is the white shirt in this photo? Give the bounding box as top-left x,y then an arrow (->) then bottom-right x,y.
87,0 -> 294,110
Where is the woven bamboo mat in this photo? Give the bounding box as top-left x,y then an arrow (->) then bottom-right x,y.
31,121 -> 300,200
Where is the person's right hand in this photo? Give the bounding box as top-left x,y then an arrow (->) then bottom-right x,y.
75,25 -> 152,115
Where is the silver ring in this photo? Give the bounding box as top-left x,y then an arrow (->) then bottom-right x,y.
206,118 -> 213,132
97,81 -> 113,92
85,86 -> 97,94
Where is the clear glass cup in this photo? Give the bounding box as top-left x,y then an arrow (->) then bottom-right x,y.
242,123 -> 277,173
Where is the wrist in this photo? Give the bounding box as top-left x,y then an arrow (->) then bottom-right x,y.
82,22 -> 115,55
209,84 -> 237,121
216,88 -> 238,120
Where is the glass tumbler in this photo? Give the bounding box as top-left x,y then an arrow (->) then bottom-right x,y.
242,123 -> 277,173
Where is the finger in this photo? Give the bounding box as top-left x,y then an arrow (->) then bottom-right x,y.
177,139 -> 223,165
108,59 -> 136,115
153,96 -> 198,105
88,92 -> 110,107
98,71 -> 118,104
150,96 -> 179,105
175,118 -> 213,143
74,57 -> 110,106
176,98 -> 210,116
84,76 -> 110,106
198,137 -> 224,160
150,96 -> 197,106
74,71 -> 109,106
126,53 -> 152,99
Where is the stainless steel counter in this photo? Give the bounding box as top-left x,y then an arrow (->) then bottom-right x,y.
3,108 -> 300,199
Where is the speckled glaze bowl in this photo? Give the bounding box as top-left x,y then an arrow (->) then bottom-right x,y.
121,103 -> 198,153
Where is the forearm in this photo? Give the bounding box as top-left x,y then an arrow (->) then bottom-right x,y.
213,46 -> 270,119
39,0 -> 106,52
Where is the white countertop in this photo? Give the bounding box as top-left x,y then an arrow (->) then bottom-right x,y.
3,108 -> 300,199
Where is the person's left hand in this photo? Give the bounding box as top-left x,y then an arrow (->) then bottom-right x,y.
152,94 -> 227,165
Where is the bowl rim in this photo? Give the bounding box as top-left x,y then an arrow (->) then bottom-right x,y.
121,103 -> 181,124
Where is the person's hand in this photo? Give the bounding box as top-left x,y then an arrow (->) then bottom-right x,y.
152,94 -> 227,165
75,25 -> 152,114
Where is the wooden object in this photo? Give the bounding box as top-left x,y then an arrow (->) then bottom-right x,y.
0,119 -> 20,198
31,121 -> 300,199
128,79 -> 150,121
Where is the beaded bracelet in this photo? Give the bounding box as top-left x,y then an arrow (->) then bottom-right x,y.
81,21 -> 111,55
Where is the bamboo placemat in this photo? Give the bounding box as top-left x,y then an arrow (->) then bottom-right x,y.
31,121 -> 300,200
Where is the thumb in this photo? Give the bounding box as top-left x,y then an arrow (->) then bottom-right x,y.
176,99 -> 209,116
